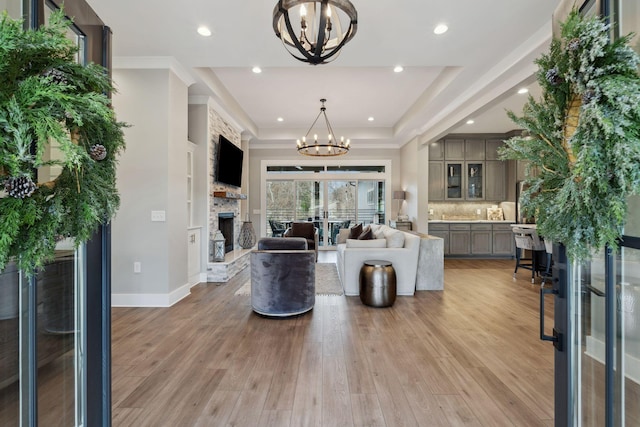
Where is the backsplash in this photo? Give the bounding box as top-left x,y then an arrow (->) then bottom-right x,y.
428,202 -> 516,221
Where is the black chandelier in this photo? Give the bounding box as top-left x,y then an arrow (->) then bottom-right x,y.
297,99 -> 350,156
272,0 -> 358,65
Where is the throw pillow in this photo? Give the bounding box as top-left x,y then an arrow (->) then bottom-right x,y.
373,228 -> 385,240
358,225 -> 373,240
383,229 -> 405,248
348,223 -> 363,239
346,238 -> 386,248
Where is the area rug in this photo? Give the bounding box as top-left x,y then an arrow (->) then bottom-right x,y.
234,262 -> 343,296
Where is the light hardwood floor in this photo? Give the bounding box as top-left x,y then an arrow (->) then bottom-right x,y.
111,257 -> 555,426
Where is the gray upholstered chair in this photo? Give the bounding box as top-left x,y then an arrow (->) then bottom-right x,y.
250,237 -> 315,317
283,221 -> 319,260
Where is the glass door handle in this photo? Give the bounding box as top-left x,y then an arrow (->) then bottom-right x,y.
540,287 -> 562,350
586,284 -> 605,297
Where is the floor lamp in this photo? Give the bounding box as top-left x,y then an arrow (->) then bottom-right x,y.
393,191 -> 406,220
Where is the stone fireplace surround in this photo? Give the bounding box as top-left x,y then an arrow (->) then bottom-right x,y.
206,107 -> 251,282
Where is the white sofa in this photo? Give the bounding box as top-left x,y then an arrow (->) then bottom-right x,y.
335,224 -> 421,296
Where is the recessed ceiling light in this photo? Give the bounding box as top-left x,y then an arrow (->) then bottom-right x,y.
277,117 -> 284,122
393,65 -> 404,73
197,26 -> 212,37
434,24 -> 448,35
368,117 -> 375,122
517,88 -> 529,94
252,66 -> 262,74
466,119 -> 475,125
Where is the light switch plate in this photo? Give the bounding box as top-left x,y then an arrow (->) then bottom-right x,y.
151,210 -> 166,222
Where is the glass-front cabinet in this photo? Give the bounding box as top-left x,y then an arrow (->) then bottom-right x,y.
444,162 -> 484,200
467,162 -> 483,199
445,163 -> 462,199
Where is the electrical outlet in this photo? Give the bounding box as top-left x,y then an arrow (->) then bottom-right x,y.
151,210 -> 166,222
476,208 -> 482,215
429,209 -> 434,215
134,262 -> 141,273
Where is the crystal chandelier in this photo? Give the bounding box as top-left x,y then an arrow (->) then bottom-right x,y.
297,99 -> 350,156
272,0 -> 358,65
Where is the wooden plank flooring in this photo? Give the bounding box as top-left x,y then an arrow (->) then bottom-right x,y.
111,257 -> 555,426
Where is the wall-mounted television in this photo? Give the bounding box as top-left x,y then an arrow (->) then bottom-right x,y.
215,135 -> 244,187
215,135 -> 243,188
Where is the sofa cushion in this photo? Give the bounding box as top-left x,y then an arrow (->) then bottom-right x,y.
346,238 -> 386,248
348,223 -> 363,239
358,225 -> 373,240
383,228 -> 405,248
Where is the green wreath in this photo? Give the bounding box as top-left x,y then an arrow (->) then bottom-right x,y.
500,9 -> 640,261
0,10 -> 126,275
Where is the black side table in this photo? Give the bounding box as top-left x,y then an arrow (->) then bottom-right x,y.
359,260 -> 397,307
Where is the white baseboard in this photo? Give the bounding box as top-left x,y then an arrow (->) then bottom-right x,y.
112,282 -> 191,307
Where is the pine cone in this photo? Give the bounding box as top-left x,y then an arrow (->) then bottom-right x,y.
89,144 -> 107,161
545,68 -> 563,86
4,176 -> 36,198
42,67 -> 68,85
582,89 -> 598,104
568,38 -> 581,52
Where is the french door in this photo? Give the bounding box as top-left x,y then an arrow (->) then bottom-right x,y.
0,1 -> 112,425
265,178 -> 386,247
547,196 -> 640,426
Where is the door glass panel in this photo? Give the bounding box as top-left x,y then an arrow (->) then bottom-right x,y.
357,180 -> 385,226
295,181 -> 325,246
327,181 -> 356,244
0,245 -> 84,426
265,181 -> 295,237
574,254 -> 607,426
0,262 -> 21,426
36,244 -> 85,426
618,245 -> 640,425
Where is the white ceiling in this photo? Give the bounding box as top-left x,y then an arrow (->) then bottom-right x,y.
85,0 -> 559,149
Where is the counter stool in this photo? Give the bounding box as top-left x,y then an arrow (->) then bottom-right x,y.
359,260 -> 396,307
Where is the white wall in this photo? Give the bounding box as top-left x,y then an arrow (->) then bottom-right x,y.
0,1 -> 21,18
400,137 -> 430,234
110,68 -> 189,306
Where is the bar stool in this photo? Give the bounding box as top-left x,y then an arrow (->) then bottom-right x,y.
512,227 -> 546,283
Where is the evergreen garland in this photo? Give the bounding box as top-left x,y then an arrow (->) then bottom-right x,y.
500,9 -> 640,261
0,10 -> 126,275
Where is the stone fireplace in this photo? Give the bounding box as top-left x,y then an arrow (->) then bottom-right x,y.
218,212 -> 234,253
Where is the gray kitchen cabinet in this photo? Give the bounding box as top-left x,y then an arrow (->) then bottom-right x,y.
485,139 -> 503,160
485,160 -> 506,201
429,136 -> 508,202
492,223 -> 515,255
428,161 -> 445,201
449,224 -> 471,255
430,221 -> 515,258
444,139 -> 465,160
471,224 -> 492,254
429,140 -> 445,161
428,223 -> 449,255
464,139 -> 485,160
